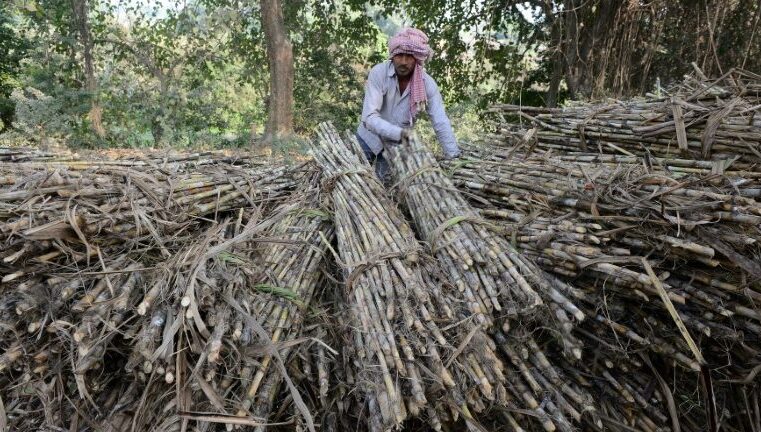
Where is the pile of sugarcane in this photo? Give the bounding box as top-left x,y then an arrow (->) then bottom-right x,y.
314,123 -> 676,432
2,111 -> 760,432
1,160 -> 301,262
485,68 -> 761,164
0,155 -> 338,431
443,145 -> 761,430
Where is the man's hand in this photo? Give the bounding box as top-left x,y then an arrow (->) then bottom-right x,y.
443,151 -> 461,160
400,128 -> 413,143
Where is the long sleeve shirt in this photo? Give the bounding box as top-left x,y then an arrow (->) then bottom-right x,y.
356,60 -> 461,158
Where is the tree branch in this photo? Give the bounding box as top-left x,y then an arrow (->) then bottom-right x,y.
95,36 -> 165,81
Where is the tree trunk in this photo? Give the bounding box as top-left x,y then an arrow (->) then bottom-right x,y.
579,0 -> 622,97
260,0 -> 294,143
561,0 -> 625,99
562,0 -> 581,99
152,78 -> 170,146
638,4 -> 666,95
544,1 -> 563,107
71,0 -> 105,139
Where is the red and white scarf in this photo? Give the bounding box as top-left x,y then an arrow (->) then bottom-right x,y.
388,28 -> 433,120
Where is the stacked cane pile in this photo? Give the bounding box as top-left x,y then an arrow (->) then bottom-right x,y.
334,120 -> 754,430
0,156 -> 336,431
485,69 -> 761,165
443,145 -> 761,430
344,125 -> 680,430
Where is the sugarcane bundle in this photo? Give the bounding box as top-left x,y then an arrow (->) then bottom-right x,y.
0,172 -> 335,431
226,195 -> 334,430
485,69 -> 761,164
460,142 -> 761,188
550,153 -> 761,185
130,185 -> 333,431
445,148 -> 761,236
310,126 -> 511,431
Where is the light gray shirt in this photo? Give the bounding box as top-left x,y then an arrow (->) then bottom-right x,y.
356,60 -> 460,158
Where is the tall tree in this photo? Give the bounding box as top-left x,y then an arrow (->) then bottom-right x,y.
70,0 -> 105,138
260,0 -> 293,142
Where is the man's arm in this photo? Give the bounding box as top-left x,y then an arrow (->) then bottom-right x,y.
425,77 -> 460,158
361,65 -> 403,142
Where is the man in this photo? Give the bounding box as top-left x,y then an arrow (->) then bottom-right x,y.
356,27 -> 461,181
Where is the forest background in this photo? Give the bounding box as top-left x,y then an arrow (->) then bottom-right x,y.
1,0 -> 760,151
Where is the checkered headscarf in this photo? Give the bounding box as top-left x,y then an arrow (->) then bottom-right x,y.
389,28 -> 432,120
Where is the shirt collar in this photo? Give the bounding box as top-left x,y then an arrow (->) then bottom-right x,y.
386,60 -> 396,78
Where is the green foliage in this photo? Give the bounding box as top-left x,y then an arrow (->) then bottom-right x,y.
289,2 -> 384,133
2,0 -> 760,149
207,0 -> 386,134
414,102 -> 482,156
253,284 -> 302,305
10,87 -> 69,146
0,3 -> 29,131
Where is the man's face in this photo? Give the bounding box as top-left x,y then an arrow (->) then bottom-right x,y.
392,54 -> 416,78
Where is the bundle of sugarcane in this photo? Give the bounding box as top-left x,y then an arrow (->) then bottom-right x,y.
446,148 -> 761,231
310,125 -> 511,431
225,195 -> 334,431
128,186 -> 334,432
485,69 -> 761,164
551,153 -> 761,185
0,175 -> 335,431
460,142 -> 761,188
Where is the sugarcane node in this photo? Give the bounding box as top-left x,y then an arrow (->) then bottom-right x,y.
318,168 -> 375,194
343,247 -> 423,292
